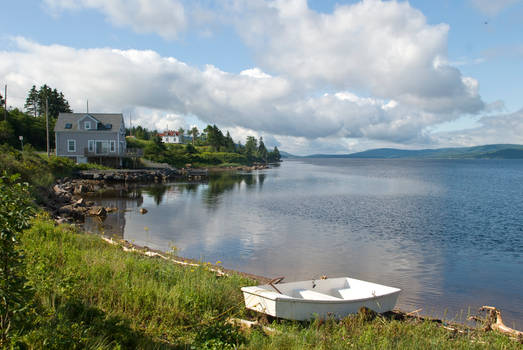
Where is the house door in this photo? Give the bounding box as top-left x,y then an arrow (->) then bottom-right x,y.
96,141 -> 103,154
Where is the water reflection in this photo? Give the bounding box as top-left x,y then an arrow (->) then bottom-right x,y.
83,171 -> 268,236
201,172 -> 267,209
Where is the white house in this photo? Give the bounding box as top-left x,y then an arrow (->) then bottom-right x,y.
158,130 -> 182,144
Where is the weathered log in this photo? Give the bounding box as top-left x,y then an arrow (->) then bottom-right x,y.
469,306 -> 522,339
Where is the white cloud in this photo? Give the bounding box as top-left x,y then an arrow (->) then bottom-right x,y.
468,0 -> 522,16
432,109 -> 523,147
1,37 -> 455,144
43,0 -> 186,39
41,0 -> 486,118
3,0 -> 504,153
231,0 -> 484,115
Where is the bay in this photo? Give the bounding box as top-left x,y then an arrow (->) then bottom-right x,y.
83,158 -> 523,327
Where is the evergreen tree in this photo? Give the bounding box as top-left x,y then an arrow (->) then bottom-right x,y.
269,146 -> 281,162
257,136 -> 268,162
24,84 -> 72,117
204,124 -> 225,151
225,131 -> 235,152
24,85 -> 38,117
0,92 -> 4,106
245,136 -> 258,160
36,84 -> 52,117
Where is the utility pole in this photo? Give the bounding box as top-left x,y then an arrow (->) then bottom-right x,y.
46,98 -> 50,157
129,112 -> 132,136
4,85 -> 7,121
87,99 -> 89,113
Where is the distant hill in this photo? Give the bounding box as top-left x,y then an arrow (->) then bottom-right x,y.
302,144 -> 523,159
279,151 -> 300,158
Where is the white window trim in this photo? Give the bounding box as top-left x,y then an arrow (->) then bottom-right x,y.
88,140 -> 95,152
110,140 -> 116,152
67,139 -> 76,153
84,121 -> 91,130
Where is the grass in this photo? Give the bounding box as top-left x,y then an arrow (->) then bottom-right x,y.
19,215 -> 251,348
0,145 -> 109,193
14,214 -> 522,349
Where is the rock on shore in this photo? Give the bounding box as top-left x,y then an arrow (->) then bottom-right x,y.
45,169 -> 208,223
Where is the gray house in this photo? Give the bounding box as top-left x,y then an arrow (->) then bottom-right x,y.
54,113 -> 127,166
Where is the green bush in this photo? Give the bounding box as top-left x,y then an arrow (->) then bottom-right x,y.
0,173 -> 35,346
194,322 -> 246,350
198,152 -> 248,165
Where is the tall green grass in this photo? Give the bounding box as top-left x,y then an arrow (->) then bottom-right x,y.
19,215 -> 252,348
16,216 -> 522,349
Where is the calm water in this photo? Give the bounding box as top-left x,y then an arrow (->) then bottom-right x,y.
84,159 -> 523,327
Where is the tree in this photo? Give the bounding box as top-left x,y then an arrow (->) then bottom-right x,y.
257,137 -> 268,163
204,124 -> 225,151
0,121 -> 13,145
24,86 -> 38,117
190,126 -> 199,145
244,136 -> 257,160
24,85 -> 72,118
268,146 -> 281,162
225,131 -> 235,152
0,92 -> 4,107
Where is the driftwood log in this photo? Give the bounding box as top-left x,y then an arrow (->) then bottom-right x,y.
469,306 -> 522,340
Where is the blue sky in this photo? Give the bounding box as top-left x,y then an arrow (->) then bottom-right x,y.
1,0 -> 523,154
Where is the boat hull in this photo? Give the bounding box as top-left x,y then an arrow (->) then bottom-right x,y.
241,277 -> 401,321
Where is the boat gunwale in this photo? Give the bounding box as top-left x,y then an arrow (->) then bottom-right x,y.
241,283 -> 401,305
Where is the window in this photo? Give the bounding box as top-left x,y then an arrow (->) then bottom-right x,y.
88,140 -> 95,153
65,123 -> 72,129
95,141 -> 110,154
84,121 -> 91,130
67,139 -> 76,152
110,140 -> 115,152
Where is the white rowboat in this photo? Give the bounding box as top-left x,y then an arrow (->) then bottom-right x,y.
241,277 -> 401,321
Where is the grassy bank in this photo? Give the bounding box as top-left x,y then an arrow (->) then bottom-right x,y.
0,145 -> 108,196
6,215 -> 519,349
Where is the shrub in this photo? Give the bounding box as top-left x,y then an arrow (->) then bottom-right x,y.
0,173 -> 35,346
194,322 -> 246,350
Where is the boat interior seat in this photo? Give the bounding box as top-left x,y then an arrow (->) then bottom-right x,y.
335,288 -> 375,300
295,289 -> 341,300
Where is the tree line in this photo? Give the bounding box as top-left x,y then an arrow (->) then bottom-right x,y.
24,84 -> 72,118
0,84 -> 72,150
133,123 -> 281,164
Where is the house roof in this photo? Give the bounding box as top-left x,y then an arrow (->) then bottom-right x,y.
54,113 -> 124,132
158,130 -> 180,137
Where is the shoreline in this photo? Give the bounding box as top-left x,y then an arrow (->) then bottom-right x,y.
94,231 -> 523,341
41,173 -> 523,338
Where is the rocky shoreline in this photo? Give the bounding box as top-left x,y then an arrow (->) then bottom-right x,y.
44,165 -> 271,224
45,168 -> 208,223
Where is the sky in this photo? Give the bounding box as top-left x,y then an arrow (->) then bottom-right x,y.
1,0 -> 522,155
